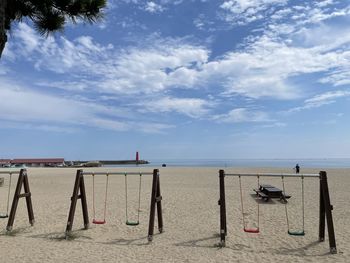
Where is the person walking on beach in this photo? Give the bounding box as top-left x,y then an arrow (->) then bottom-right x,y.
294,164 -> 300,174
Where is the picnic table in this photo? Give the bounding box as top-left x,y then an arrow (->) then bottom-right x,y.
253,184 -> 291,202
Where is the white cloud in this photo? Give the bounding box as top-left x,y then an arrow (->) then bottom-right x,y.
0,78 -> 172,133
288,90 -> 350,112
8,24 -> 209,95
36,80 -> 89,91
319,69 -> 350,87
270,8 -> 292,20
6,11 -> 350,109
221,0 -> 287,14
104,44 -> 209,93
222,74 -> 298,100
315,0 -> 335,8
268,2 -> 350,32
14,23 -> 39,55
260,122 -> 286,128
220,0 -> 288,25
305,90 -> 350,106
145,2 -> 164,13
199,34 -> 347,99
137,96 -> 212,118
213,108 -> 271,123
0,121 -> 78,133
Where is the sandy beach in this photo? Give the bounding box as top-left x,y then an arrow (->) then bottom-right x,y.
0,166 -> 348,262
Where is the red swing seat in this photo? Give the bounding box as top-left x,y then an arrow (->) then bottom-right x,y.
244,227 -> 260,233
92,219 -> 106,224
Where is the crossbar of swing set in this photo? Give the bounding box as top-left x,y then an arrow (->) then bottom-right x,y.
0,171 -> 20,174
82,172 -> 154,176
224,173 -> 320,178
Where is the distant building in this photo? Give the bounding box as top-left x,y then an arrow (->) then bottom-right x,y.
10,158 -> 65,167
0,159 -> 11,167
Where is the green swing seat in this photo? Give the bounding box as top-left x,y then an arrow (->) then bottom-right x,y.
288,230 -> 305,236
0,214 -> 8,219
126,220 -> 139,226
125,173 -> 142,227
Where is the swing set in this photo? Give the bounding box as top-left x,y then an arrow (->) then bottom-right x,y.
0,169 -> 34,231
90,172 -> 143,226
218,170 -> 337,254
65,169 -> 163,241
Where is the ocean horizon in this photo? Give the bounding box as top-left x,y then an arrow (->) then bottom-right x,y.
107,158 -> 350,169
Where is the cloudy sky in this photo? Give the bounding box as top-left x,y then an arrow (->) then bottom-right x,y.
1,0 -> 350,160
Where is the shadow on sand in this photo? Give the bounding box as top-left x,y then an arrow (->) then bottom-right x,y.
29,228 -> 92,242
174,233 -> 226,249
271,241 -> 336,257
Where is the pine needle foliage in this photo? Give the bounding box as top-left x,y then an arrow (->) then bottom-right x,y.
5,0 -> 106,36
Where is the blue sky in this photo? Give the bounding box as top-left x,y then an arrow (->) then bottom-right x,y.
1,0 -> 350,160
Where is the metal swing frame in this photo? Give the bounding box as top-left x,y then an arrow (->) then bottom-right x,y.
65,169 -> 163,241
218,170 -> 337,254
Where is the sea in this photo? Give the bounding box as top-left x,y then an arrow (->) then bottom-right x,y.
109,158 -> 350,169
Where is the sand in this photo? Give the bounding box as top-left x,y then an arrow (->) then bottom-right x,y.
0,166 -> 349,262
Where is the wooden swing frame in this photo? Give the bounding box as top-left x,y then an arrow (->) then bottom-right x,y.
218,170 -> 337,254
0,169 -> 35,232
65,169 -> 163,241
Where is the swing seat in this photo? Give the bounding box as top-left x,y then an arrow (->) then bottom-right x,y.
288,230 -> 305,236
92,219 -> 106,224
126,220 -> 139,226
244,227 -> 259,233
0,214 -> 8,219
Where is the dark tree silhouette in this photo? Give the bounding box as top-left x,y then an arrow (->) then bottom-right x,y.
0,0 -> 106,58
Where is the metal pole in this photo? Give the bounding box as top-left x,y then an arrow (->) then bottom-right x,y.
82,172 -> 153,176
224,173 -> 319,178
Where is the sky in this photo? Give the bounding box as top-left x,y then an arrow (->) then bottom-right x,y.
1,0 -> 350,161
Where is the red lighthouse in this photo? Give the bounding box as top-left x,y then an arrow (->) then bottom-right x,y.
136,151 -> 139,164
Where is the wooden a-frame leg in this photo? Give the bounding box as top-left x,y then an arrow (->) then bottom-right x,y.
319,171 -> 337,254
156,175 -> 163,233
65,170 -> 89,237
148,169 -> 163,241
219,169 -> 227,247
6,169 -> 34,232
23,171 -> 35,226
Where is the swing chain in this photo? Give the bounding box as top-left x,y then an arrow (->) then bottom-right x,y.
0,172 -> 12,218
92,173 -> 96,221
238,175 -> 260,232
92,172 -> 108,224
125,172 -> 143,225
282,175 -> 305,235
